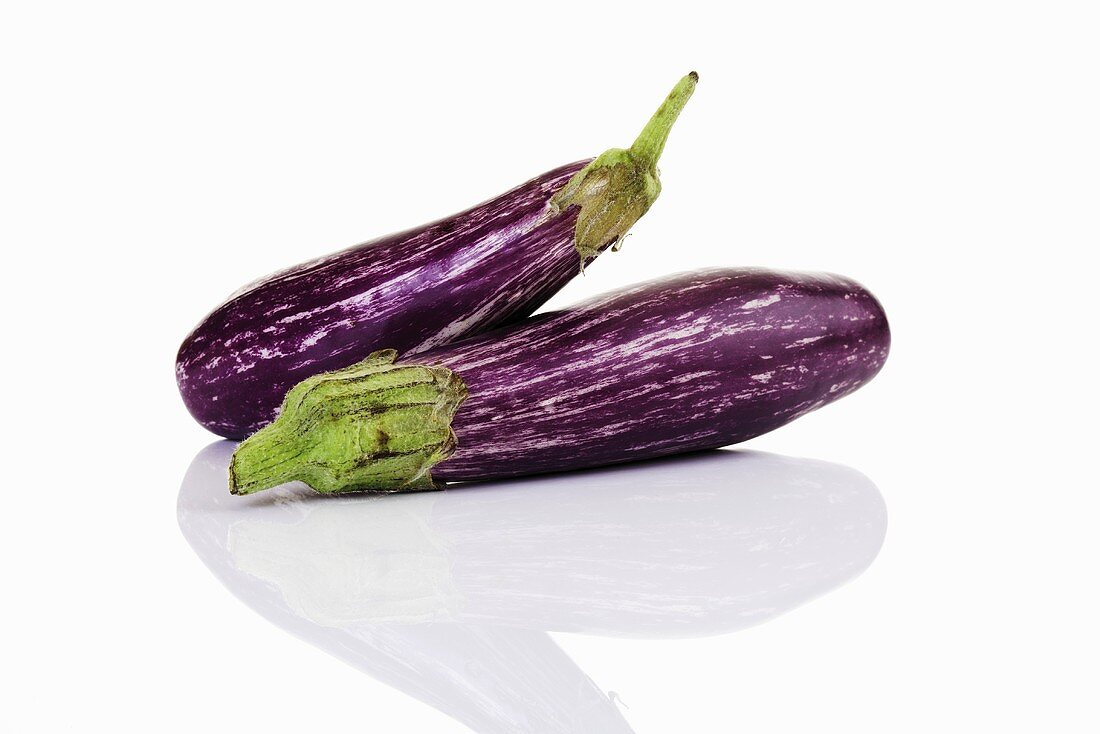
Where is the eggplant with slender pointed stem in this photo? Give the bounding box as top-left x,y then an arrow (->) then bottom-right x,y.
229,268 -> 891,495
177,73 -> 699,439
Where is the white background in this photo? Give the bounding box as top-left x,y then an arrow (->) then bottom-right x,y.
2,1 -> 1098,731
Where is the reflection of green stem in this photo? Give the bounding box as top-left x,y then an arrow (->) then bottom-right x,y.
549,72 -> 698,264
229,349 -> 467,495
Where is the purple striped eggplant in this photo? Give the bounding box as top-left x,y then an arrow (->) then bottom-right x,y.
177,73 -> 698,439
228,268 -> 890,494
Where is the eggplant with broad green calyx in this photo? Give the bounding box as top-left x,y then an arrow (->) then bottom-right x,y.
229,268 -> 890,495
177,72 -> 699,440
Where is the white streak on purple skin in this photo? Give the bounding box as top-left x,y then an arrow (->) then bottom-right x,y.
177,161 -> 594,439
411,268 -> 890,482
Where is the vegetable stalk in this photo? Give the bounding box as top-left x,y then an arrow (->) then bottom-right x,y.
550,71 -> 698,261
229,350 -> 467,494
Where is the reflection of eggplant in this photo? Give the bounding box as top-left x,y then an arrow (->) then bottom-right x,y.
178,442 -> 885,732
180,443 -> 635,734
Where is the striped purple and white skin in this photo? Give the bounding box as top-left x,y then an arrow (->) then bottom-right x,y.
177,161 -> 596,440
414,268 -> 890,482
179,73 -> 700,441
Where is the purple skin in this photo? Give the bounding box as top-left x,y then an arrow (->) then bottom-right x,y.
414,268 -> 890,482
177,161 -> 594,439
178,72 -> 701,440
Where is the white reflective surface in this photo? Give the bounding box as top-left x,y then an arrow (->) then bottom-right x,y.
178,444 -> 884,733
8,5 -> 1099,729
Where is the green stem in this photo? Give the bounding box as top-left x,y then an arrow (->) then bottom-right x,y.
548,71 -> 699,264
629,71 -> 699,172
228,350 -> 468,495
229,423 -> 306,495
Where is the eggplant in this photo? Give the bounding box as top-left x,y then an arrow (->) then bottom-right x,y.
229,268 -> 890,494
177,73 -> 699,439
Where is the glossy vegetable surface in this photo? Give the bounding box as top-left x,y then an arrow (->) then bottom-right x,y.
177,73 -> 698,439
230,268 -> 890,494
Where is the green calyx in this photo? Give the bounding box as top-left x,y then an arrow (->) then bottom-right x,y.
549,71 -> 699,266
229,350 -> 468,495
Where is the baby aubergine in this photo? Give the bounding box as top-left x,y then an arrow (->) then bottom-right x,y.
229,268 -> 891,494
177,73 -> 699,439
